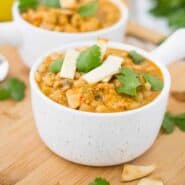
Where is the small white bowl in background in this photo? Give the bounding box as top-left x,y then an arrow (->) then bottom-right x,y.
0,0 -> 128,67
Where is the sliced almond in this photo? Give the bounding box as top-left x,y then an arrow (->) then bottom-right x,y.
96,38 -> 115,83
102,55 -> 124,83
60,49 -> 80,79
82,55 -> 123,84
121,164 -> 156,182
137,178 -> 164,185
96,38 -> 109,59
102,76 -> 112,83
60,0 -> 77,9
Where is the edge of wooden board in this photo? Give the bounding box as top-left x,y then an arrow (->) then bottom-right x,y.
126,21 -> 166,44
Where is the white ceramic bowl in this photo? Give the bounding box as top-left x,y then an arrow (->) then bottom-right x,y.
30,29 -> 185,166
0,0 -> 128,67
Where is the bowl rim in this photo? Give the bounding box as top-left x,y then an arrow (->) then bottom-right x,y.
13,0 -> 128,36
30,41 -> 171,117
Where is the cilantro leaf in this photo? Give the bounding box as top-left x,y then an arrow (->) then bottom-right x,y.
78,1 -> 99,17
143,73 -> 163,91
116,68 -> 141,96
49,59 -> 63,73
18,0 -> 39,12
77,45 -> 101,73
174,113 -> 185,120
150,0 -> 185,29
43,0 -> 60,8
162,112 -> 175,134
174,113 -> 185,131
128,50 -> 144,64
89,177 -> 110,185
0,87 -> 10,100
0,78 -> 26,102
162,112 -> 185,134
176,119 -> 185,131
6,78 -> 26,101
168,9 -> 185,28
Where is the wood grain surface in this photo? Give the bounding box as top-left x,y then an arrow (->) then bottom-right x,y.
0,23 -> 185,185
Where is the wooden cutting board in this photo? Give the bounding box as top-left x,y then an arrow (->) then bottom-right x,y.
0,22 -> 185,185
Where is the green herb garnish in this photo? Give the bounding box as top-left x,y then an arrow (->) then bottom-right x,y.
0,88 -> 10,100
77,45 -> 101,73
143,73 -> 163,91
128,50 -> 144,64
49,59 -> 63,73
0,78 -> 26,101
18,0 -> 39,12
162,112 -> 185,134
150,0 -> 185,29
43,0 -> 60,8
173,113 -> 185,131
78,1 -> 99,17
5,78 -> 26,101
168,9 -> 185,28
89,177 -> 110,185
116,68 -> 141,96
162,112 -> 175,134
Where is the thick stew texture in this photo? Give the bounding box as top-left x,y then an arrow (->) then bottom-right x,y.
21,0 -> 121,33
35,40 -> 163,113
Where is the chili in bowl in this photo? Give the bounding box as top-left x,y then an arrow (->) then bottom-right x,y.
35,39 -> 164,113
30,30 -> 185,166
21,0 -> 121,33
0,0 -> 128,67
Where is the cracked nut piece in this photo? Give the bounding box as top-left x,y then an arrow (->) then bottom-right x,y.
137,178 -> 164,185
121,164 -> 156,182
